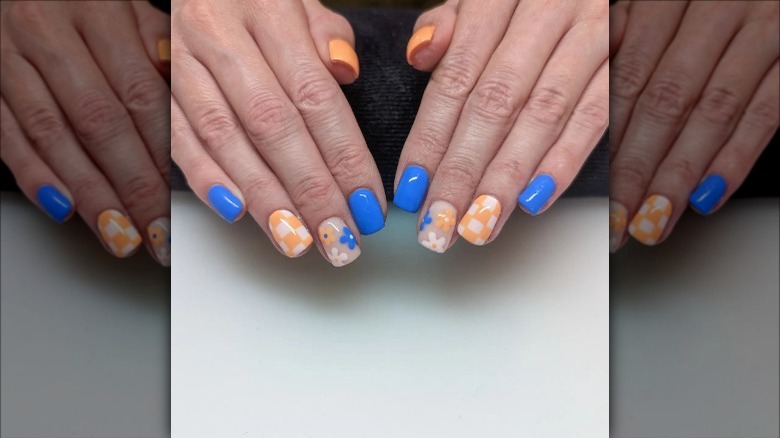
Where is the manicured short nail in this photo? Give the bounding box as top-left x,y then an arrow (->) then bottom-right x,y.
208,185 -> 243,223
457,195 -> 501,246
36,185 -> 72,223
157,38 -> 171,62
147,217 -> 171,267
319,217 -> 360,267
418,200 -> 457,253
518,174 -> 556,215
628,195 -> 672,246
328,39 -> 359,79
406,25 -> 436,65
689,174 -> 727,215
609,200 -> 627,253
348,188 -> 385,235
394,165 -> 429,213
269,210 -> 313,258
98,209 -> 142,258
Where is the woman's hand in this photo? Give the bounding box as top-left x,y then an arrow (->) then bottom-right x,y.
0,1 -> 172,265
395,0 -> 608,253
609,0 -> 779,252
171,0 -> 385,267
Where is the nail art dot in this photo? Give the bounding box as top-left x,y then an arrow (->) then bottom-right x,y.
420,211 -> 433,231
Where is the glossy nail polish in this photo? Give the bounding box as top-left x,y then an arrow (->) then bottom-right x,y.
319,217 -> 361,267
269,210 -> 313,258
689,174 -> 727,215
609,200 -> 627,253
98,209 -> 142,258
157,38 -> 171,62
628,195 -> 672,246
418,200 -> 457,253
518,174 -> 556,215
394,165 -> 429,213
36,185 -> 72,223
348,188 -> 385,235
328,39 -> 359,79
208,185 -> 243,223
147,217 -> 171,267
457,195 -> 501,246
406,25 -> 436,65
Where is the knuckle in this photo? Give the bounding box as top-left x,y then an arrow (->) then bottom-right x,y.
329,144 -> 370,182
470,74 -> 520,121
121,174 -> 164,213
8,2 -> 46,31
178,0 -> 219,35
243,91 -> 295,145
636,73 -> 694,123
71,91 -> 127,144
571,99 -> 609,132
430,45 -> 482,101
242,174 -> 277,206
611,154 -> 652,191
696,86 -> 742,126
289,172 -> 337,207
436,153 -> 481,194
490,154 -> 527,187
743,98 -> 779,130
610,47 -> 652,101
413,125 -> 452,158
195,106 -> 239,150
290,69 -> 339,110
70,176 -> 104,203
661,158 -> 699,186
525,85 -> 570,128
24,104 -> 68,149
121,68 -> 166,112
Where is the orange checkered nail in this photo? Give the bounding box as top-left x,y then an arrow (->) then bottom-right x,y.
269,209 -> 313,258
628,195 -> 672,246
318,217 -> 360,267
97,209 -> 142,258
457,195 -> 501,246
609,200 -> 627,253
147,217 -> 171,267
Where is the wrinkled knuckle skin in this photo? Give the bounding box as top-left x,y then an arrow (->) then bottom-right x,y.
195,106 -> 239,151
71,92 -> 127,144
413,125 -> 451,159
611,155 -> 652,194
121,175 -> 165,216
491,155 -> 527,188
430,45 -> 481,101
71,177 -> 104,204
24,105 -> 68,151
637,75 -> 694,123
178,0 -> 220,37
610,47 -> 651,101
470,77 -> 520,122
289,173 -> 337,209
7,2 -> 48,33
525,86 -> 570,128
291,70 -> 339,110
436,154 -> 481,197
121,68 -> 166,113
329,144 -> 369,183
744,99 -> 779,130
572,100 -> 609,133
243,92 -> 294,146
243,174 -> 277,208
697,87 -> 742,126
662,158 -> 699,187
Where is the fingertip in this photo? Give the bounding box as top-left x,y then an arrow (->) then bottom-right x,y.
328,39 -> 359,83
407,25 -> 436,67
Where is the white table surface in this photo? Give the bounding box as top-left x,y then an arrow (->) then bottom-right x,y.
171,192 -> 610,438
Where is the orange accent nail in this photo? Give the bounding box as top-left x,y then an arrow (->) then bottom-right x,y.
269,210 -> 313,258
406,25 -> 436,65
328,39 -> 359,79
97,209 -> 142,258
457,195 -> 501,246
628,195 -> 672,246
157,38 -> 171,62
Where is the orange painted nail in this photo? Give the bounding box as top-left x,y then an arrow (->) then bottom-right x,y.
97,209 -> 142,258
328,39 -> 359,79
157,38 -> 171,62
269,210 -> 313,258
406,25 -> 436,65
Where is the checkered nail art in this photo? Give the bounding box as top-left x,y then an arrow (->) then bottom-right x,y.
457,195 -> 501,246
97,209 -> 142,258
419,200 -> 457,253
318,217 -> 360,267
628,195 -> 672,246
609,200 -> 627,253
269,209 -> 313,258
147,217 -> 171,267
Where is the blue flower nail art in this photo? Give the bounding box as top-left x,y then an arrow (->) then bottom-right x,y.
420,211 -> 432,231
339,226 -> 357,250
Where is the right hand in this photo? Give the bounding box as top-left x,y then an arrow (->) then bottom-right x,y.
171,0 -> 385,267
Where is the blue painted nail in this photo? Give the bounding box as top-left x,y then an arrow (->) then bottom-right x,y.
348,188 -> 385,235
208,185 -> 243,223
36,185 -> 72,223
518,174 -> 556,215
689,174 -> 727,215
393,165 -> 429,213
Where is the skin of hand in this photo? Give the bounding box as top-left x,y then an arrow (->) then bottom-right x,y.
395,0 -> 608,253
609,0 -> 779,252
0,1 -> 172,266
171,0 -> 385,267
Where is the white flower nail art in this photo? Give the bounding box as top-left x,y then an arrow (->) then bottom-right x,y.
328,247 -> 349,267
420,231 -> 446,253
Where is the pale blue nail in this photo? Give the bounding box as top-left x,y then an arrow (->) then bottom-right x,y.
349,188 -> 384,235
689,174 -> 727,215
208,185 -> 243,223
393,165 -> 429,213
36,185 -> 72,223
518,174 -> 556,215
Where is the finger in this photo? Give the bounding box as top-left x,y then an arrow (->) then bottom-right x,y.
1,98 -> 74,223
609,1 -> 630,59
405,0 -> 457,71
241,2 -> 383,237
0,56 -> 142,258
629,21 -> 779,246
690,61 -> 778,216
131,0 -> 171,81
609,1 -> 689,159
611,2 -> 748,236
302,0 -> 359,84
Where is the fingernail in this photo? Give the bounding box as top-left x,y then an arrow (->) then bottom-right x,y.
157,38 -> 171,62
518,174 -> 556,215
318,217 -> 361,267
328,39 -> 359,79
457,195 -> 501,246
36,185 -> 72,223
98,209 -> 142,258
406,25 -> 436,65
609,200 -> 627,253
208,185 -> 243,223
418,200 -> 457,253
628,195 -> 672,246
348,188 -> 385,235
394,165 -> 429,213
147,217 -> 171,267
269,209 -> 313,258
689,174 -> 727,215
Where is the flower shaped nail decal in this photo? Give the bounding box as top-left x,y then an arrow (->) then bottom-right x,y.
420,211 -> 433,231
434,208 -> 454,232
339,226 -> 357,250
328,247 -> 349,267
420,231 -> 446,253
320,226 -> 336,245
